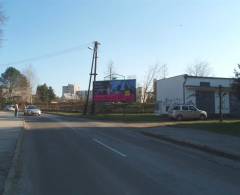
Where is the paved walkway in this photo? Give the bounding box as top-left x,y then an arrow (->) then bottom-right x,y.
0,111 -> 23,195
141,126 -> 240,160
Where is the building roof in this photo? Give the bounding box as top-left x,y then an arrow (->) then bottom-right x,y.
186,75 -> 234,80
156,74 -> 186,81
157,74 -> 234,81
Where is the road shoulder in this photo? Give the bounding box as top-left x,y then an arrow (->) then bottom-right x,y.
0,112 -> 24,195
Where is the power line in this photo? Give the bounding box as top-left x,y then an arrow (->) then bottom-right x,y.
1,42 -> 91,66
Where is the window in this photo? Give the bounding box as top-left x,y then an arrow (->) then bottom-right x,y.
189,106 -> 197,111
166,106 -> 170,112
182,106 -> 189,110
200,82 -> 210,87
173,106 -> 180,110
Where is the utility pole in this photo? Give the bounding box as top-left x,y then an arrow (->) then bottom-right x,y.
83,41 -> 100,115
91,41 -> 100,115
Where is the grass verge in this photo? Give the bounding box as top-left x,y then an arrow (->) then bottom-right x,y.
46,111 -> 166,122
167,120 -> 240,137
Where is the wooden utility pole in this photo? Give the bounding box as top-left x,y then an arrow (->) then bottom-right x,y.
91,41 -> 100,115
83,41 -> 100,115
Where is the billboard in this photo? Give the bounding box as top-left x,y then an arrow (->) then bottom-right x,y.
93,79 -> 136,103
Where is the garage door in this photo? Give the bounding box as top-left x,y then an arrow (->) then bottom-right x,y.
196,91 -> 215,114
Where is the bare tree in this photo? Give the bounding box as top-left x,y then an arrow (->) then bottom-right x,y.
23,65 -> 38,103
160,64 -> 168,79
141,64 -> 168,104
0,5 -> 6,45
186,61 -> 212,77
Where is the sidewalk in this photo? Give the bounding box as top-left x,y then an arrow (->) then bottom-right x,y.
141,126 -> 240,161
0,111 -> 23,195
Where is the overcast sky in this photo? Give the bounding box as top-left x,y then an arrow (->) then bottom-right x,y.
1,0 -> 240,96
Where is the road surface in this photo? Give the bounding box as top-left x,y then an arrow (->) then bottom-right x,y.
13,114 -> 240,195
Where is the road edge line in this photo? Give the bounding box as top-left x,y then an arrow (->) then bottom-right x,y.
2,120 -> 25,195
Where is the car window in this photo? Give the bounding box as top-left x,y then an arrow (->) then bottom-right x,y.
182,106 -> 189,111
189,106 -> 197,111
173,106 -> 180,110
27,105 -> 38,109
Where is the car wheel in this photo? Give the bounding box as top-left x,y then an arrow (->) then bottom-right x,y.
176,115 -> 183,121
200,114 -> 206,120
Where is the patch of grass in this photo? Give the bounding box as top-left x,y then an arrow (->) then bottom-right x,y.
82,113 -> 167,122
167,120 -> 240,137
47,111 -> 166,122
46,111 -> 82,117
86,114 -> 163,122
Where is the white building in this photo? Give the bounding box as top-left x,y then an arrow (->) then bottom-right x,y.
62,84 -> 80,100
155,75 -> 240,116
76,90 -> 92,101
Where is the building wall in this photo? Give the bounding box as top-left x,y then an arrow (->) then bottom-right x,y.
186,77 -> 233,114
156,75 -> 185,114
62,85 -> 74,95
230,93 -> 240,116
214,92 -> 230,114
185,88 -> 196,105
155,75 -> 236,115
76,90 -> 92,101
186,77 -> 233,88
62,84 -> 80,100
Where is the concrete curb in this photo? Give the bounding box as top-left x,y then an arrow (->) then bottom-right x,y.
141,131 -> 240,162
2,120 -> 25,195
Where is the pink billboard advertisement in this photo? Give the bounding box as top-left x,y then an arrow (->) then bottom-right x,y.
93,79 -> 136,103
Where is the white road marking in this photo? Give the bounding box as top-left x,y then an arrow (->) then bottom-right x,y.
93,138 -> 127,158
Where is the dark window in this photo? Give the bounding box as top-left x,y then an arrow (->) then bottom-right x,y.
200,82 -> 210,87
173,106 -> 180,110
182,106 -> 189,110
189,106 -> 197,111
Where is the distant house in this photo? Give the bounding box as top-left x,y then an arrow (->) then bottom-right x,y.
155,75 -> 240,116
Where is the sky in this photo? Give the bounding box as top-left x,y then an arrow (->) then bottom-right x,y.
0,0 -> 240,96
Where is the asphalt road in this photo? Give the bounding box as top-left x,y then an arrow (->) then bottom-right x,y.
13,114 -> 240,195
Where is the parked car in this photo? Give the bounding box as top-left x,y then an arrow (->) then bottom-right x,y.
24,105 -> 42,116
4,105 -> 15,112
168,105 -> 207,121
